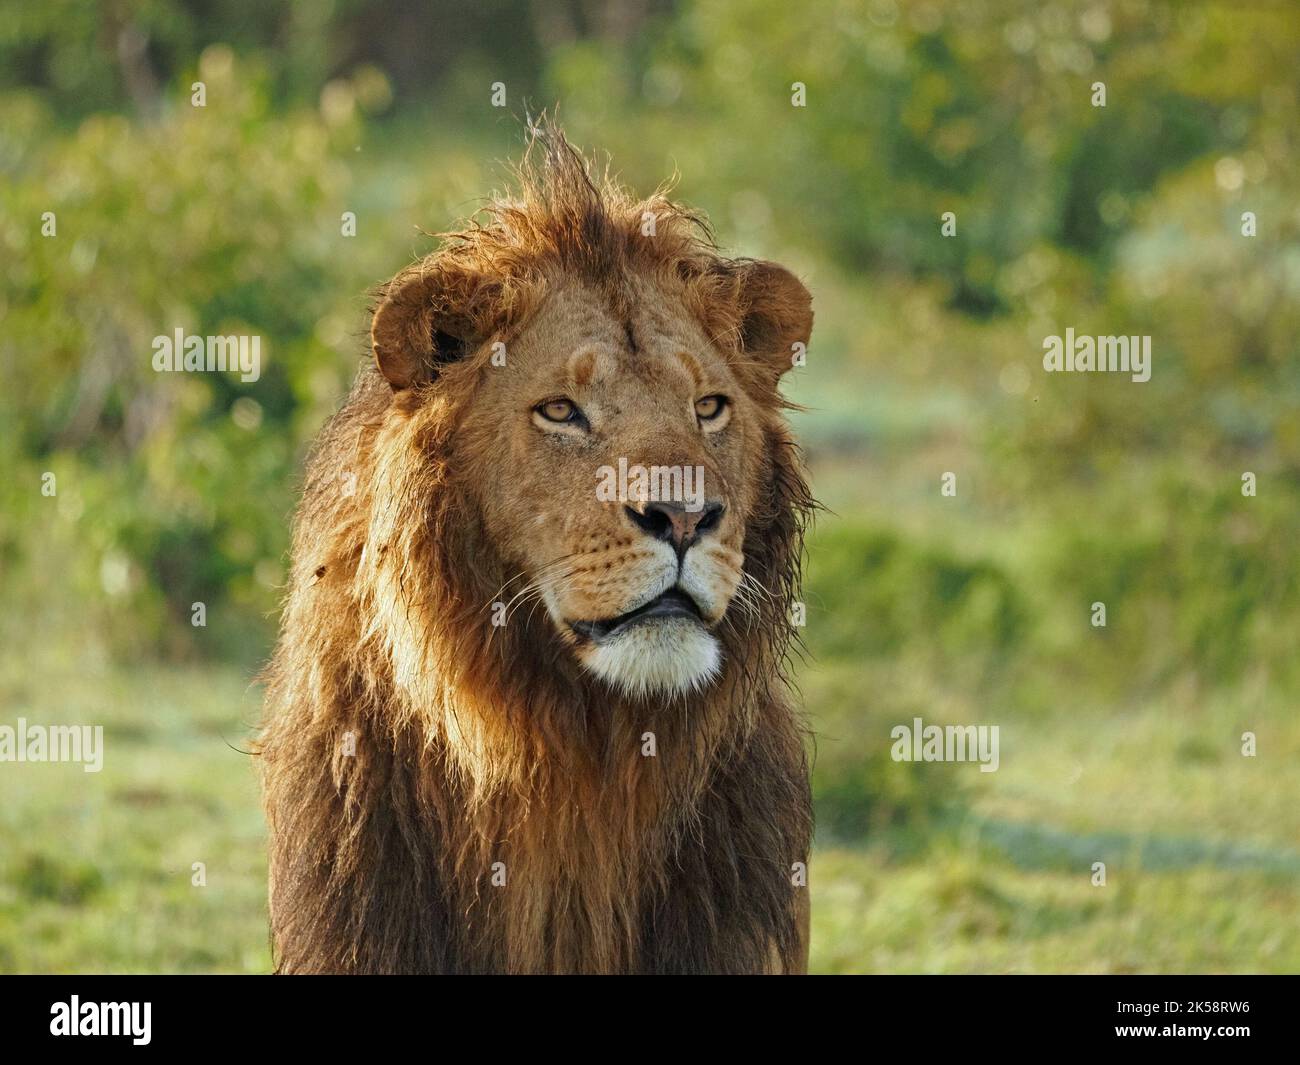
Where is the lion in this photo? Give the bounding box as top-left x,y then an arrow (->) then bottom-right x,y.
257,123 -> 815,974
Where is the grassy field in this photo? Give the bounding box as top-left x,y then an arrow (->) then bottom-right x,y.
0,661 -> 269,973
3,655 -> 1295,973
806,664 -> 1300,974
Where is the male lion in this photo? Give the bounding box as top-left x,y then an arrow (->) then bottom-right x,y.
258,124 -> 815,974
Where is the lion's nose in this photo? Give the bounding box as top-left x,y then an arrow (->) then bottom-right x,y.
624,500 -> 725,555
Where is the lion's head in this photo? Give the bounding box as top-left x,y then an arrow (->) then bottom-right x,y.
367,128 -> 813,700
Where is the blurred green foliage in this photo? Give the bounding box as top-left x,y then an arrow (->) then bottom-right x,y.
1,0 -> 1298,972
1,54 -> 367,658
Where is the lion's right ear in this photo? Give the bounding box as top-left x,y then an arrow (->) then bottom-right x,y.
370,259 -> 500,390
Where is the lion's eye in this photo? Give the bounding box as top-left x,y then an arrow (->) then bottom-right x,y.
537,398 -> 580,423
695,395 -> 728,422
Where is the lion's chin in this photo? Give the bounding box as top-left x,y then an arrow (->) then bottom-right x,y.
576,618 -> 721,698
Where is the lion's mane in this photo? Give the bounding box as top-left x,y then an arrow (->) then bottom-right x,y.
258,126 -> 815,974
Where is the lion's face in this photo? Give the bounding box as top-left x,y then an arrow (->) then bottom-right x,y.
368,148 -> 812,702
459,278 -> 768,697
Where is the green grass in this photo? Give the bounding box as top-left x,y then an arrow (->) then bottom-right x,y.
2,624 -> 1296,973
0,660 -> 269,973
798,504 -> 1300,973
806,661 -> 1300,974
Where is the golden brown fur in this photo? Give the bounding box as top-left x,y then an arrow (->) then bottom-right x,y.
258,123 -> 815,974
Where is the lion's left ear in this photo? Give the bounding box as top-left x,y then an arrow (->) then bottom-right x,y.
707,259 -> 812,388
737,261 -> 813,369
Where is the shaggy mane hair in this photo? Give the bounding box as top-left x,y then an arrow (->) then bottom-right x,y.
257,122 -> 815,974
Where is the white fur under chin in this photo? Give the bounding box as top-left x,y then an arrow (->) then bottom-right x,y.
580,618 -> 722,698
